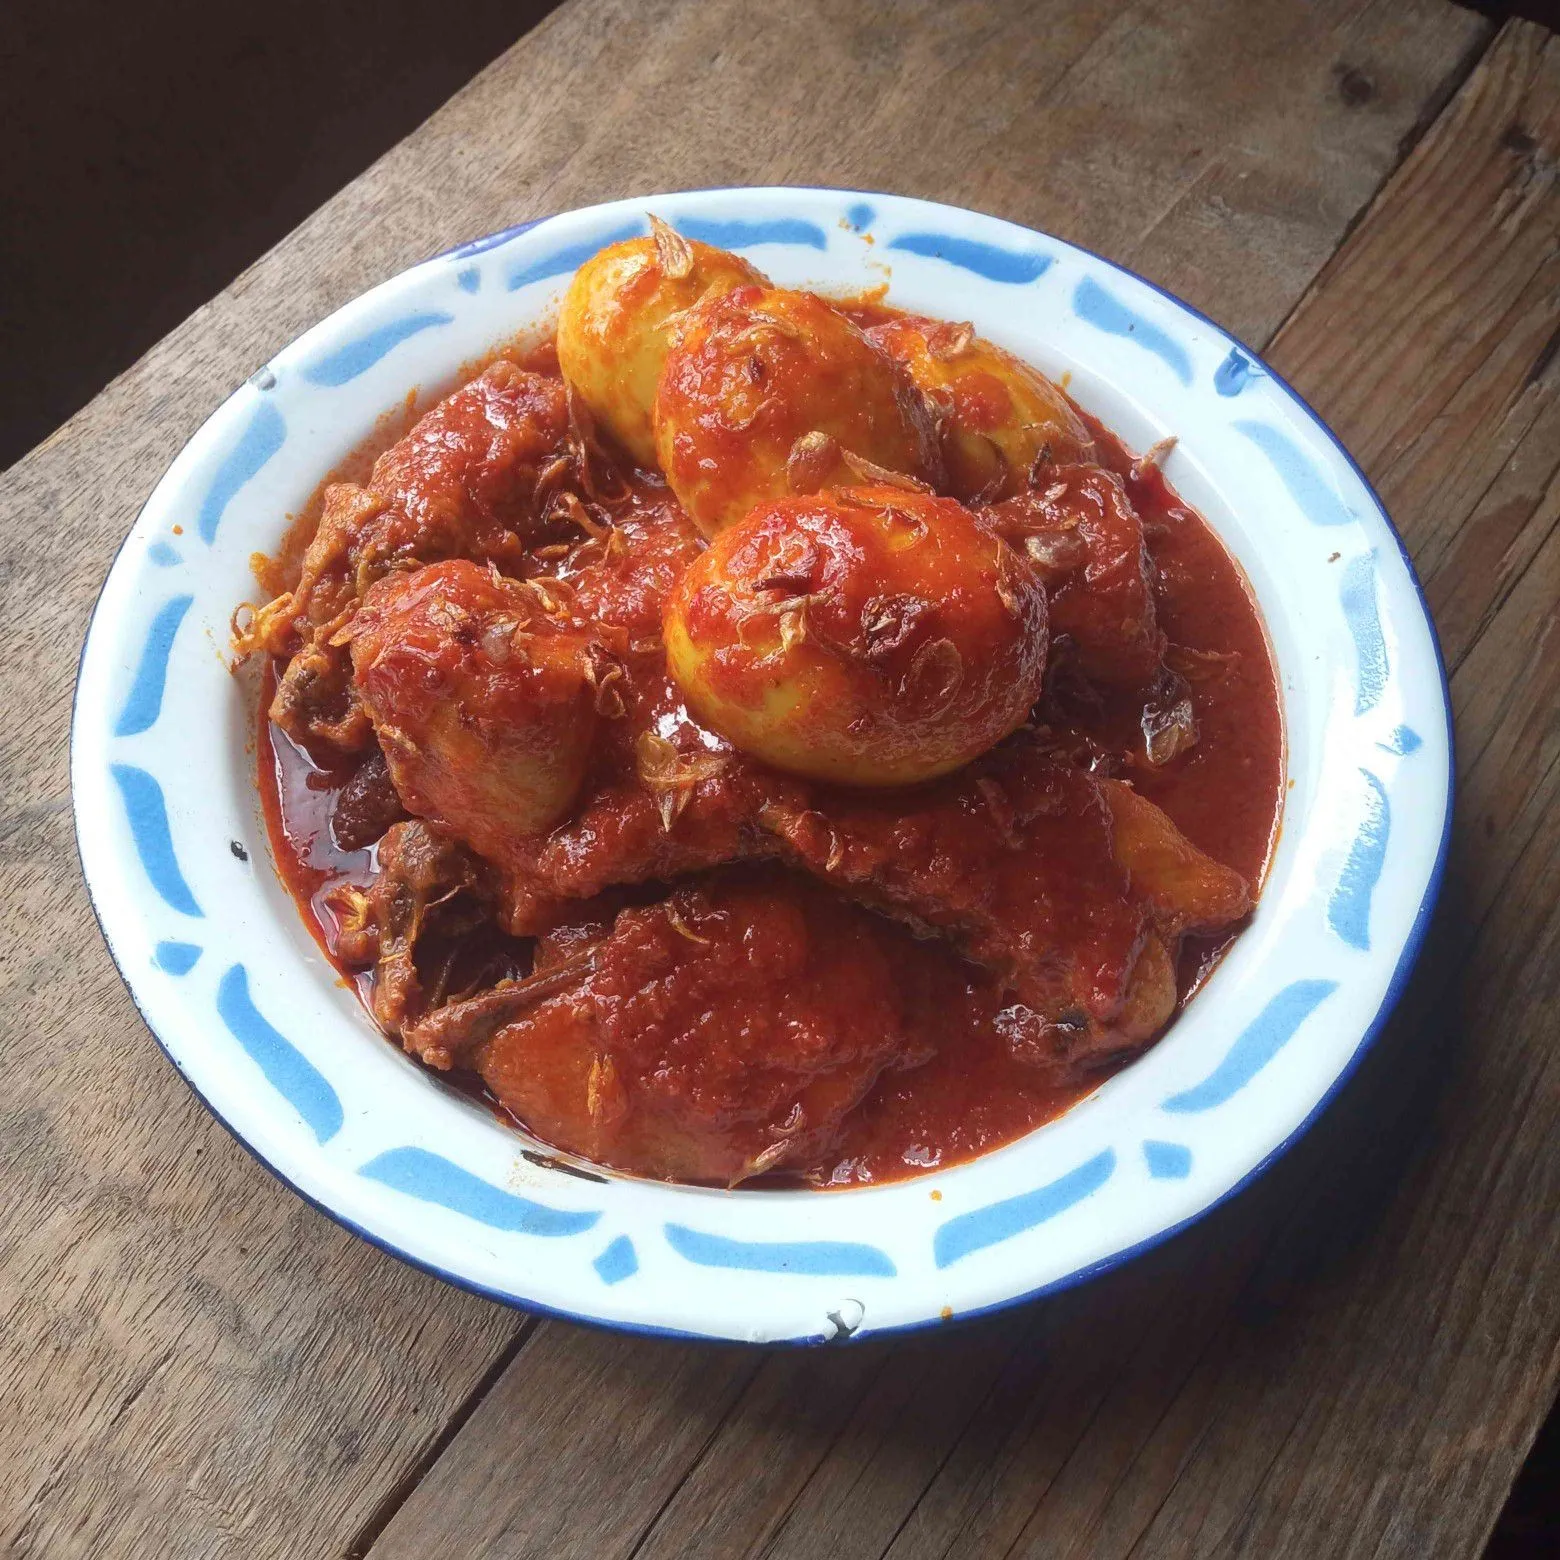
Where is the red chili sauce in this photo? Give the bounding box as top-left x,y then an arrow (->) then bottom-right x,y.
256,327 -> 1282,1188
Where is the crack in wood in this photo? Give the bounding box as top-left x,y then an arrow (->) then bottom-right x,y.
351,1319 -> 538,1558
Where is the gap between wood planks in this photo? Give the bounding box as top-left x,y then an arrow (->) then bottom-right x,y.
345,1319 -> 542,1559
344,15 -> 1560,1560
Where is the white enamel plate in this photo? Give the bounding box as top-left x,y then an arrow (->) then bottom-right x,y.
72,190 -> 1451,1343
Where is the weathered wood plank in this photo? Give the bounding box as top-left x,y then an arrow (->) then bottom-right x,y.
368,17 -> 1560,1560
625,1344 -> 889,1560
357,1327 -> 763,1560
0,0 -> 1494,1556
1268,13 -> 1560,651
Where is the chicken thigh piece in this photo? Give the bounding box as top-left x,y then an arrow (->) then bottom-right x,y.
329,817 -> 504,1043
348,559 -> 605,854
403,868 -> 937,1184
762,733 -> 1249,1070
241,361 -> 571,755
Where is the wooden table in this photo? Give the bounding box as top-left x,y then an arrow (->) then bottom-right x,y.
5,2 -> 1559,1554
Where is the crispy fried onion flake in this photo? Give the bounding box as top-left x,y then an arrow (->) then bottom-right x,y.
633,731 -> 730,831
785,431 -> 931,496
647,213 -> 694,279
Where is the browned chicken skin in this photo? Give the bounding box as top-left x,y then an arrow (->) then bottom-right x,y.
404,867 -> 940,1184
239,361 -> 571,756
985,463 -> 1165,690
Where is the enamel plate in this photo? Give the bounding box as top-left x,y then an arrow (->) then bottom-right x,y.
72,189 -> 1452,1343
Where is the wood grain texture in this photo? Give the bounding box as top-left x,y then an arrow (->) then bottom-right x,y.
367,18 -> 1560,1560
358,1328 -> 765,1560
0,0 -> 1506,1556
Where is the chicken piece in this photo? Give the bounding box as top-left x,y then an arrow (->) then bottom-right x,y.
994,931 -> 1178,1081
664,485 -> 1046,784
490,721 -> 1243,1071
1099,777 -> 1250,933
985,464 -> 1165,689
242,361 -> 571,756
762,737 -> 1145,1022
404,868 -> 935,1184
763,738 -> 1250,1070
654,285 -> 941,537
968,773 -> 1247,1080
393,772 -> 1232,1182
557,219 -> 766,466
561,479 -> 708,643
330,748 -> 409,852
495,748 -> 788,933
349,559 -> 604,850
865,314 -> 1096,499
329,818 -> 501,1042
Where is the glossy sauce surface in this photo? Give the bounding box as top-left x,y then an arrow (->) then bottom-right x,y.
257,327 -> 1283,1188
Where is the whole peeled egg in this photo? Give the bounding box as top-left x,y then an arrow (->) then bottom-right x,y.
556,217 -> 765,467
866,314 -> 1095,499
663,485 -> 1047,785
653,286 -> 942,538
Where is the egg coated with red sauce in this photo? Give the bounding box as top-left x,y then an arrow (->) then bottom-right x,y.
664,486 -> 1047,785
653,284 -> 941,536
